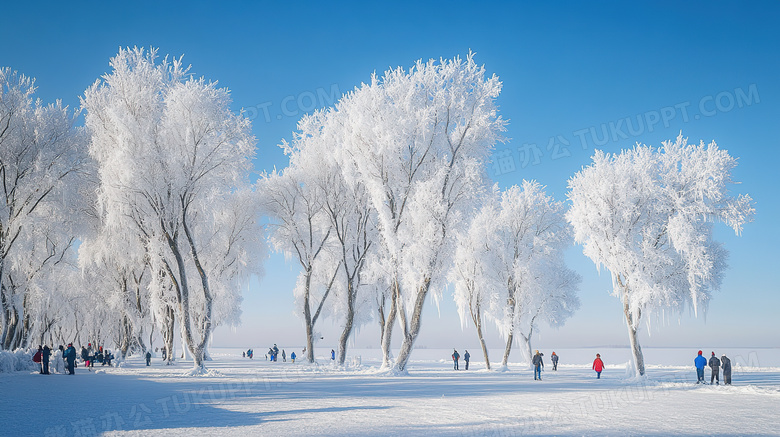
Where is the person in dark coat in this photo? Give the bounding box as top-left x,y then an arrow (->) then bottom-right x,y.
81,346 -> 90,370
721,354 -> 732,385
41,345 -> 51,374
694,350 -> 707,383
146,351 -> 152,366
551,352 -> 559,371
452,349 -> 460,370
532,350 -> 544,380
282,350 -> 286,362
709,352 -> 721,385
65,343 -> 77,375
464,350 -> 470,370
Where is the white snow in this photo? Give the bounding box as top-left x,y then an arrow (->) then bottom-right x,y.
3,347 -> 778,436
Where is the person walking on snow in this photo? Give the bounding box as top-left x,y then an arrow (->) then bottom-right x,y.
290,351 -> 296,363
694,350 -> 707,383
145,351 -> 152,366
331,349 -> 335,361
464,350 -> 470,370
282,350 -> 286,362
532,350 -> 544,380
592,353 -> 604,379
721,354 -> 732,385
709,352 -> 720,385
452,349 -> 460,370
551,352 -> 559,371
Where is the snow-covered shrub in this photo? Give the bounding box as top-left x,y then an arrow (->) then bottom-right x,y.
0,349 -> 40,373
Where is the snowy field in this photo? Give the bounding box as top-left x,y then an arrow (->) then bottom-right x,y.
3,347 -> 779,436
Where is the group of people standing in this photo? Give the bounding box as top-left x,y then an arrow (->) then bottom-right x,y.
450,349 -> 604,380
695,350 -> 732,385
80,344 -> 114,369
266,344 -> 290,362
532,350 -> 598,380
244,345 -> 298,362
32,343 -> 112,375
451,349 -> 471,370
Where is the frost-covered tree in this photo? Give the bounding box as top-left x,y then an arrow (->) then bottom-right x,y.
0,67 -> 87,350
82,47 -> 262,370
337,53 -> 506,371
452,182 -> 579,369
301,113 -> 377,366
567,134 -> 754,376
261,165 -> 336,364
276,107 -> 379,366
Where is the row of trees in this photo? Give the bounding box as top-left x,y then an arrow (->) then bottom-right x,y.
0,49 -> 264,371
0,49 -> 753,375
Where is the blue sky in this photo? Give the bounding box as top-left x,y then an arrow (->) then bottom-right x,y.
3,2 -> 778,354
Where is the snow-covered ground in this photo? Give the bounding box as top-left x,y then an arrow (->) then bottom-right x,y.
3,347 -> 779,436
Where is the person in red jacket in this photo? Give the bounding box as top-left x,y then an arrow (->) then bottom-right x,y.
592,353 -> 604,379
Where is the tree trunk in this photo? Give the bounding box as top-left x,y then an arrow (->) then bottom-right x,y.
501,331 -> 513,368
163,226 -> 203,369
0,285 -> 9,349
337,282 -> 355,366
471,305 -> 490,370
19,293 -> 31,349
302,267 -> 315,363
618,276 -> 645,376
119,315 -> 131,358
624,303 -> 645,376
2,306 -> 18,350
393,279 -> 430,372
182,209 -> 212,370
501,282 -> 517,368
163,305 -> 175,364
380,281 -> 398,369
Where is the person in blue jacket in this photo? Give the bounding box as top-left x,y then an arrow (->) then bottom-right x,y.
532,350 -> 544,380
694,350 -> 707,383
65,343 -> 77,375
